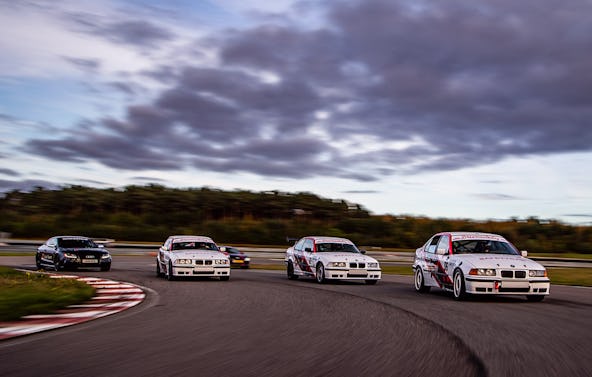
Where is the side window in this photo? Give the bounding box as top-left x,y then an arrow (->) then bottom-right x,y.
303,239 -> 314,252
164,239 -> 172,251
436,235 -> 450,255
294,239 -> 305,251
426,236 -> 441,253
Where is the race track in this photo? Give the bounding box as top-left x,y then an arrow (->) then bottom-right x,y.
1,256 -> 591,377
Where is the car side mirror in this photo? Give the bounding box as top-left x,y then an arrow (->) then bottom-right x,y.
521,250 -> 528,257
304,247 -> 312,252
359,249 -> 366,254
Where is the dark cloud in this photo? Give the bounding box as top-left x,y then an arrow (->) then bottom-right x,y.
473,193 -> 521,200
0,179 -> 60,192
0,168 -> 20,177
25,0 -> 592,180
342,190 -> 380,194
69,12 -> 175,48
63,56 -> 101,72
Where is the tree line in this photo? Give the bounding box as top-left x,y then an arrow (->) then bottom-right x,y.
0,185 -> 590,253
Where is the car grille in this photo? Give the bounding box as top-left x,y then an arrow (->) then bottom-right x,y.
349,262 -> 366,268
501,270 -> 526,279
195,260 -> 213,265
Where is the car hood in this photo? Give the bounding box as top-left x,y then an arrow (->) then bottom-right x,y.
61,248 -> 107,254
318,252 -> 378,264
455,254 -> 544,269
171,250 -> 228,260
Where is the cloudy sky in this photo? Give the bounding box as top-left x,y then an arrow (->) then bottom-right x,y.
1,0 -> 591,223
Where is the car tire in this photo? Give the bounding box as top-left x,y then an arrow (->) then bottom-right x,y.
100,264 -> 111,272
220,276 -> 230,281
156,260 -> 163,277
453,269 -> 467,301
166,261 -> 175,281
414,267 -> 431,293
53,255 -> 62,271
287,261 -> 298,280
316,263 -> 326,284
526,295 -> 545,302
35,254 -> 42,270
365,280 -> 377,285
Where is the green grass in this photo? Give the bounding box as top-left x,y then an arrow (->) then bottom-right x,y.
547,267 -> 592,287
0,267 -> 95,322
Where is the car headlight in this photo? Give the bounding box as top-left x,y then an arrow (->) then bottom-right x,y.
469,268 -> 496,276
176,259 -> 192,265
101,253 -> 111,259
244,258 -> 251,262
529,270 -> 547,277
215,259 -> 229,265
368,262 -> 379,268
64,252 -> 77,259
328,262 -> 346,267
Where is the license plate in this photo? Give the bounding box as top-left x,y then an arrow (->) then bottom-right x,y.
82,259 -> 98,264
500,281 -> 529,288
233,260 -> 244,263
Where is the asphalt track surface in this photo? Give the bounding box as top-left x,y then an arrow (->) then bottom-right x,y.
1,256 -> 591,377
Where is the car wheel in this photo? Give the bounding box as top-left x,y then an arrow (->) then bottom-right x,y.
166,261 -> 175,281
220,276 -> 230,281
35,254 -> 42,270
316,263 -> 326,284
287,261 -> 298,280
365,279 -> 377,285
526,295 -> 545,302
414,268 -> 431,293
100,264 -> 111,272
453,269 -> 467,301
53,255 -> 62,271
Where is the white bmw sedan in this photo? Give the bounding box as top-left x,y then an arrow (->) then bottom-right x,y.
413,232 -> 550,301
156,235 -> 230,281
285,236 -> 381,284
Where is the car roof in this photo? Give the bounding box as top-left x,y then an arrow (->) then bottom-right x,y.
169,235 -> 215,243
440,232 -> 508,242
55,236 -> 90,240
306,236 -> 354,244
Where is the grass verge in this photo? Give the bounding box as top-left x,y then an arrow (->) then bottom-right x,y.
547,267 -> 592,287
0,267 -> 95,322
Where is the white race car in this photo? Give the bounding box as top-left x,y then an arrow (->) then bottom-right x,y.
285,236 -> 381,284
413,232 -> 550,301
156,235 -> 230,281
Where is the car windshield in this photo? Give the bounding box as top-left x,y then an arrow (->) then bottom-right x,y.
316,242 -> 360,253
58,238 -> 97,248
452,240 -> 519,255
172,242 -> 218,251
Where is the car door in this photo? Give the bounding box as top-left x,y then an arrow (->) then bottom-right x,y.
293,238 -> 313,274
434,234 -> 453,287
39,237 -> 57,264
421,235 -> 440,287
159,239 -> 172,268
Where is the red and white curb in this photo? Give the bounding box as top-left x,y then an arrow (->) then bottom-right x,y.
0,274 -> 145,340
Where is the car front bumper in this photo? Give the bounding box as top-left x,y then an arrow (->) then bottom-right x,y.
325,268 -> 382,281
465,277 -> 550,295
171,265 -> 231,277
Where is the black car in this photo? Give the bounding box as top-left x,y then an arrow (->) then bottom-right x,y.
219,246 -> 250,268
36,236 -> 112,271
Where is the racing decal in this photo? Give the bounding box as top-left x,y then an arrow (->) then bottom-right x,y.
294,252 -> 313,273
424,257 -> 452,288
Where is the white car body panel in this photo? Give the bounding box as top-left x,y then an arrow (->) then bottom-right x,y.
157,235 -> 230,279
285,236 -> 381,282
413,232 -> 550,299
